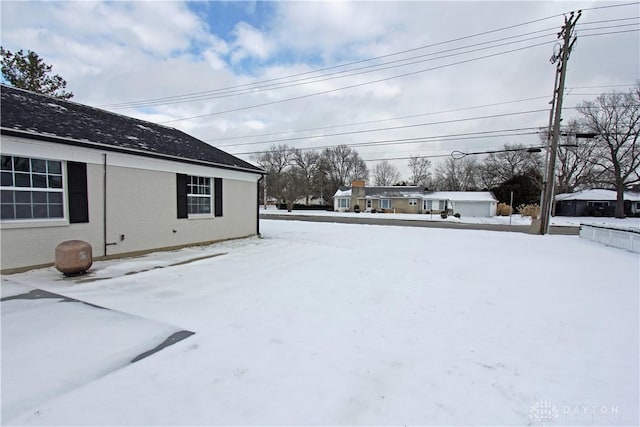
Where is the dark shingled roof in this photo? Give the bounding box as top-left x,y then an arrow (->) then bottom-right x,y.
364,186 -> 425,197
0,85 -> 263,174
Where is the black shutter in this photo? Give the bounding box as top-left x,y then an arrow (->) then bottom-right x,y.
214,178 -> 223,217
176,174 -> 188,218
67,161 -> 89,223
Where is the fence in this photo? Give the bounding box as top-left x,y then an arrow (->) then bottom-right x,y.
579,224 -> 640,254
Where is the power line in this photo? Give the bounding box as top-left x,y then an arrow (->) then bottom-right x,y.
158,28 -> 634,124
99,8 -> 637,110
580,1 -> 640,12
575,22 -> 639,32
577,16 -> 639,25
227,102 -> 629,158
230,127 -> 543,156
210,90 -> 636,145
210,96 -> 550,144
159,41 -> 554,124
215,102 -> 631,150
216,109 -> 549,149
567,83 -> 637,89
101,12 -> 568,109
107,29 -> 559,109
579,28 -> 640,37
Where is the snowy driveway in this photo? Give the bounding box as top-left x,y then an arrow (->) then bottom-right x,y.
2,219 -> 638,426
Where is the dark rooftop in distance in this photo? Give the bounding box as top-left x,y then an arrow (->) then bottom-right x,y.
0,85 -> 263,174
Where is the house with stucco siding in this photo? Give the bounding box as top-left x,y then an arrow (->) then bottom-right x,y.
0,85 -> 264,273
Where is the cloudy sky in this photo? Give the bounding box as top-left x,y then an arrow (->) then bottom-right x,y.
1,1 -> 638,179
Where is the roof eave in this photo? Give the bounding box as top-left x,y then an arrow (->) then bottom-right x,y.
1,127 -> 265,175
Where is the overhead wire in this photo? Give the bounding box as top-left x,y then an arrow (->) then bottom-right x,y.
158,27 -> 635,124
214,109 -> 549,149
107,28 -> 559,109
210,96 -> 551,143
230,127 -> 544,156
225,102 -> 631,159
159,41 -> 556,124
100,11 -> 569,108
101,9 -> 638,110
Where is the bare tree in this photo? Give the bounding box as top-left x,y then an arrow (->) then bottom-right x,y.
292,149 -> 321,204
434,156 -> 479,191
577,85 -> 640,217
252,144 -> 293,203
408,156 -> 432,187
551,120 -> 603,194
372,160 -> 401,186
279,168 -> 308,212
478,144 -> 543,189
320,145 -> 368,197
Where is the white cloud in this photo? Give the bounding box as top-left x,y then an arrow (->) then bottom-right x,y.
229,22 -> 275,64
1,1 -> 637,179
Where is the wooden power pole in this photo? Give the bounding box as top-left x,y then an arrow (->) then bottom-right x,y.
539,10 -> 581,235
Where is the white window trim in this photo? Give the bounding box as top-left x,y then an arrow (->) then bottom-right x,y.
1,156 -> 69,225
187,175 -> 213,218
380,198 -> 391,209
408,199 -> 417,206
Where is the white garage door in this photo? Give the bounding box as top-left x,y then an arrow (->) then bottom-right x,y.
453,202 -> 491,217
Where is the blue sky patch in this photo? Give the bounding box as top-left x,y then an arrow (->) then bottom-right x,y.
187,1 -> 274,39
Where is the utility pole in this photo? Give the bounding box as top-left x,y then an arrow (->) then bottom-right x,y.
539,10 -> 581,235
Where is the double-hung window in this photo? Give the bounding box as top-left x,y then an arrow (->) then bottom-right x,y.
187,175 -> 211,215
338,198 -> 350,209
177,174 -> 222,219
380,199 -> 391,209
1,155 -> 64,220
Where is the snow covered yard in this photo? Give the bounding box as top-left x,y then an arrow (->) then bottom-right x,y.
2,220 -> 638,426
260,206 -> 640,229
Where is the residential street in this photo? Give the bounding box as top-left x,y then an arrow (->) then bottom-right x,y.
261,213 -> 581,235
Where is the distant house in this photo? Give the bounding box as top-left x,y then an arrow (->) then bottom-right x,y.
0,85 -> 264,272
555,189 -> 640,217
334,180 -> 497,217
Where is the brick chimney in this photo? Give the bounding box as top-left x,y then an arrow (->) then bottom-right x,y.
351,180 -> 366,209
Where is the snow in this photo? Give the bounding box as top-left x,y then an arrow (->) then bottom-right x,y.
555,189 -> 640,202
260,207 -> 640,228
46,103 -> 68,112
2,220 -> 638,426
334,188 -> 352,197
2,282 -> 185,423
426,191 -> 497,202
332,189 -> 497,202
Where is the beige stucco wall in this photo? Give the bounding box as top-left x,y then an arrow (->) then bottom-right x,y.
1,136 -> 260,272
1,162 -> 105,271
104,166 -> 257,256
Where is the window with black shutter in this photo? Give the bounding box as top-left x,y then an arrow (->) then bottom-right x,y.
67,161 -> 89,223
214,177 -> 223,217
176,174 -> 188,219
